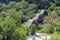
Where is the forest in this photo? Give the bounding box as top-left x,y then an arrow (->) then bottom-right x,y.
0,0 -> 60,40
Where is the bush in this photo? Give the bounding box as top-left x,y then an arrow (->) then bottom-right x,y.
13,27 -> 27,40
40,24 -> 54,34
48,3 -> 56,11
51,32 -> 60,40
0,34 -> 3,40
30,24 -> 36,35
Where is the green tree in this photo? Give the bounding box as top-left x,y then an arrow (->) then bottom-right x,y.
30,24 -> 36,35
40,11 -> 60,33
51,32 -> 59,40
13,27 -> 27,40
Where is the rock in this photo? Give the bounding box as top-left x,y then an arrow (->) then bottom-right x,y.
27,33 -> 51,40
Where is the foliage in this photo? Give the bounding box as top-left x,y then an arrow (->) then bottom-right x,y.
40,11 -> 60,33
30,24 -> 36,35
0,35 -> 3,40
13,27 -> 27,40
32,37 -> 35,40
0,0 -> 60,40
40,24 -> 54,34
51,32 -> 60,40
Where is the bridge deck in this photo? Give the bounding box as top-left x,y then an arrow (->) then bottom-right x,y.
25,10 -> 45,28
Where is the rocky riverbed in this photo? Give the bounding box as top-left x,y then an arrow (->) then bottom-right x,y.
27,33 -> 51,40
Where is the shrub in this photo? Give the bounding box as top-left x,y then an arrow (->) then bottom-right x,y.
13,27 -> 27,40
30,24 -> 36,35
40,24 -> 54,34
0,34 -> 3,40
51,32 -> 59,40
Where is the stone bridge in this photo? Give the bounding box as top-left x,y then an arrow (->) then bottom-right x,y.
24,10 -> 45,28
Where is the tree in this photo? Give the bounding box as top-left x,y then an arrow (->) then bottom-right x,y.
30,24 -> 36,35
55,0 -> 60,6
51,32 -> 59,40
7,1 -> 16,9
13,27 -> 27,40
3,16 -> 16,40
7,8 -> 22,26
40,11 -> 60,33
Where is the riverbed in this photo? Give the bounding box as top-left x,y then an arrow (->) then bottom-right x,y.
27,33 -> 51,40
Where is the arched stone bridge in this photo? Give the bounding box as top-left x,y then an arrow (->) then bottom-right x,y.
24,10 -> 45,28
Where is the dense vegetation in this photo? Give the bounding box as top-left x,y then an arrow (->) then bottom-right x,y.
0,0 -> 60,40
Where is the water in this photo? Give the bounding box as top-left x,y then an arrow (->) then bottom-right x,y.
27,33 -> 51,40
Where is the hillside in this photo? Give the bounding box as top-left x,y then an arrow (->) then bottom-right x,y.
0,0 -> 60,40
